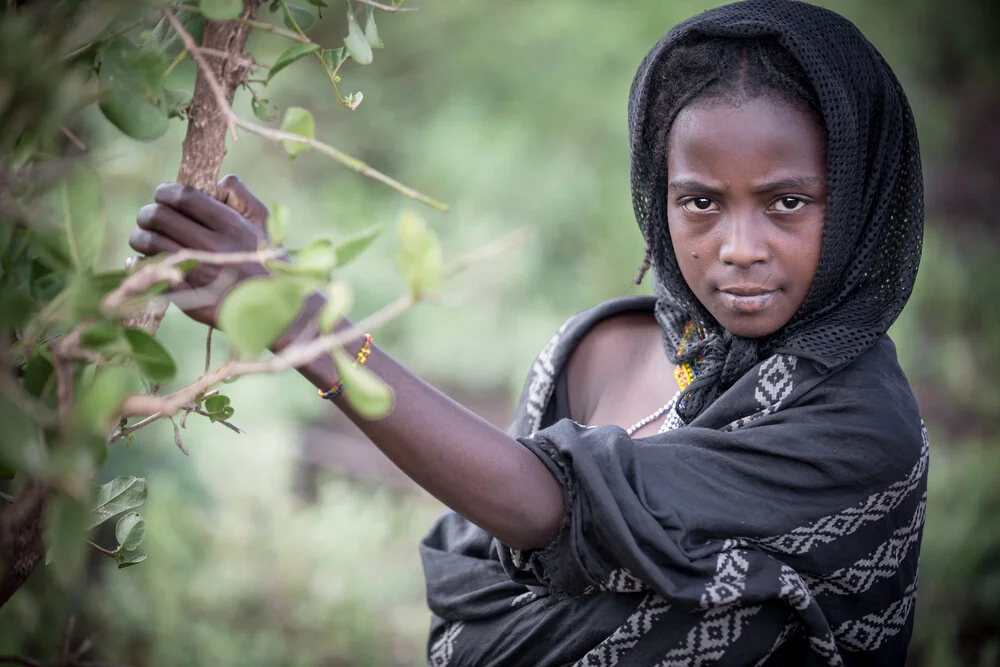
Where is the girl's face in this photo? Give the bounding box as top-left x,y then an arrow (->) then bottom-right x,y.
666,96 -> 826,339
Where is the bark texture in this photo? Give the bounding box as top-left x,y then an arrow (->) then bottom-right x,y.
126,0 -> 263,334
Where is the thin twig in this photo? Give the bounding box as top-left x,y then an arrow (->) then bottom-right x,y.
110,226 -> 531,429
59,125 -> 87,151
177,4 -> 311,43
279,0 -> 344,104
163,8 -> 448,211
170,417 -> 190,455
205,327 -> 214,374
355,0 -> 418,12
86,540 -> 119,557
61,16 -> 148,61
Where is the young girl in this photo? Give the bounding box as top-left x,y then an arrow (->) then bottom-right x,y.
128,1 -> 926,664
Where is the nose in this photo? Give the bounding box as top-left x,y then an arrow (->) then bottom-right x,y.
719,212 -> 769,267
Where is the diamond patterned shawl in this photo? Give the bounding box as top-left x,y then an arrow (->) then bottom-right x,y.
421,297 -> 927,666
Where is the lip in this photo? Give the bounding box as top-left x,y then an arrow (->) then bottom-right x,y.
717,287 -> 777,314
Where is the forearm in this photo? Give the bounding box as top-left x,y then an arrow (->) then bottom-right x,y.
274,298 -> 565,549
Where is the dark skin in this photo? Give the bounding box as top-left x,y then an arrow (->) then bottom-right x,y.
128,95 -> 825,550
667,96 -> 826,338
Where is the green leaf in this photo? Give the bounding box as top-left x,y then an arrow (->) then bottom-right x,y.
47,492 -> 91,586
266,42 -> 320,84
268,202 -> 290,246
251,96 -> 278,122
291,239 -> 337,278
364,6 -> 383,48
343,10 -> 373,65
283,4 -> 317,31
99,86 -> 169,142
307,0 -> 328,6
36,165 -> 105,273
117,552 -> 147,569
164,88 -> 192,118
318,282 -> 353,334
396,210 -> 442,297
115,512 -> 146,551
203,394 -> 230,414
199,0 -> 243,20
214,406 -> 235,422
81,321 -> 123,350
0,396 -> 36,475
75,366 -> 139,436
279,106 -> 314,157
217,277 -> 306,357
332,347 -> 393,418
333,224 -> 382,267
124,327 -> 177,382
92,476 -> 147,529
321,47 -> 345,72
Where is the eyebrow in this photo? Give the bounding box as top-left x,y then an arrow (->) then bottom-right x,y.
750,176 -> 822,194
667,176 -> 823,196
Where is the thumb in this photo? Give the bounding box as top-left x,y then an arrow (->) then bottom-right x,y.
215,174 -> 269,229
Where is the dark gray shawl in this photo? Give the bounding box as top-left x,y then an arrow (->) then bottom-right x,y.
421,297 -> 927,665
420,0 -> 926,664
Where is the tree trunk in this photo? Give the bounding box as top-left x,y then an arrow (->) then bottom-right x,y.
124,0 -> 263,334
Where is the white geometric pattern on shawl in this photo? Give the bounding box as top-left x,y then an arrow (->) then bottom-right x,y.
742,425 -> 929,555
808,632 -> 846,667
510,316 -> 922,665
511,591 -> 538,608
722,355 -> 798,431
753,617 -> 801,667
600,567 -> 648,593
700,549 -> 750,608
834,579 -> 919,651
525,317 -> 576,435
428,621 -> 464,667
804,492 -> 927,596
655,605 -> 763,667
778,564 -> 814,611
573,593 -> 672,667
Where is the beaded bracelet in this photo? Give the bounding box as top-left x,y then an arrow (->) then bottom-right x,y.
318,333 -> 373,400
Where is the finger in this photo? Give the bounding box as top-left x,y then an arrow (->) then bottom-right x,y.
216,174 -> 269,229
137,203 -> 217,250
153,182 -> 247,233
128,230 -> 216,287
129,228 -> 183,256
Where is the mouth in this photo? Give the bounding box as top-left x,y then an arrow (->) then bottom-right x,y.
717,286 -> 778,314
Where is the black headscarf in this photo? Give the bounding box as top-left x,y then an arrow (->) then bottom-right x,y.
628,0 -> 924,420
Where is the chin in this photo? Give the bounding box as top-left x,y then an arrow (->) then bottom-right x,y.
713,314 -> 785,339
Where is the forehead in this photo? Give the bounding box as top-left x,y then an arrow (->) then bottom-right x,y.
667,97 -> 827,178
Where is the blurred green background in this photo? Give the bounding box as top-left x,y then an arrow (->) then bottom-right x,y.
3,0 -> 1000,665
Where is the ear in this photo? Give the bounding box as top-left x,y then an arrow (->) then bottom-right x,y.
216,174 -> 269,229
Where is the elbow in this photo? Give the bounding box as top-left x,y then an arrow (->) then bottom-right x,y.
498,483 -> 565,550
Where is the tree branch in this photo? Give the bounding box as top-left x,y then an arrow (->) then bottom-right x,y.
163,9 -> 448,212
355,0 -> 418,12
110,226 -> 531,430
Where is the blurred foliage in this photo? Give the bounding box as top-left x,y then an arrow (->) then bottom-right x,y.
1,0 -> 999,666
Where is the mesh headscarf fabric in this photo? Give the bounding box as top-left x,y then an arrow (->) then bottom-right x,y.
629,0 -> 924,421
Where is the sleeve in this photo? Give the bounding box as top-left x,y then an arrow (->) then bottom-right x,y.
499,381 -> 924,609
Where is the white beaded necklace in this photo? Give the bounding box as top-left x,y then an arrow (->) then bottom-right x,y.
625,402 -> 673,437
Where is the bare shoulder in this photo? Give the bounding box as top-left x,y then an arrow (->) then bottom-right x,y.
565,312 -> 661,422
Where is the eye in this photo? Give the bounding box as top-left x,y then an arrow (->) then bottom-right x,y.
680,197 -> 719,213
771,196 -> 808,213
